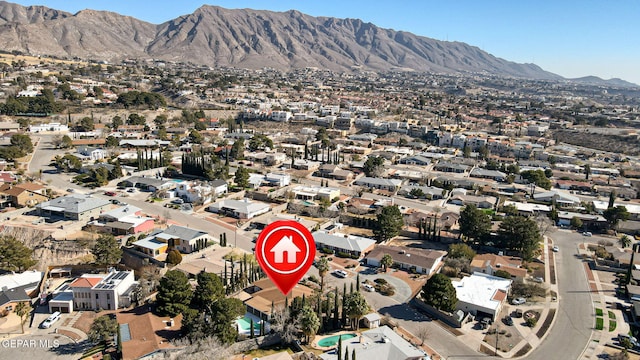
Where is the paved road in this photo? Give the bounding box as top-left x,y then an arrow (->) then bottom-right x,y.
29,135 -> 256,251
526,229 -> 593,360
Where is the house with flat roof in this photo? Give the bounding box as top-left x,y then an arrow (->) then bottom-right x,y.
291,185 -> 340,202
452,272 -> 512,321
36,194 -> 111,221
68,270 -> 137,312
319,325 -> 428,360
365,245 -> 446,275
207,198 -> 271,219
503,200 -> 551,217
88,205 -> 155,235
118,176 -> 174,192
313,231 -> 376,258
353,177 -> 402,192
133,225 -> 213,257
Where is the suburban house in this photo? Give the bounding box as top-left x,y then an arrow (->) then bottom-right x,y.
470,168 -> 508,182
118,176 -> 175,192
0,183 -> 48,208
556,211 -> 607,229
470,254 -> 527,281
312,231 -> 376,258
29,122 -> 69,133
0,271 -> 42,315
291,185 -> 340,202
319,325 -> 427,360
59,270 -> 137,312
207,199 -> 271,219
133,225 -> 213,257
365,245 -> 447,275
76,146 -> 108,161
317,164 -> 354,181
502,201 -> 552,217
264,173 -> 291,187
117,310 -> 183,360
452,272 -> 512,321
398,185 -> 447,200
533,190 -> 580,208
353,177 -> 403,192
448,194 -> 497,209
242,278 -> 314,321
36,194 -> 112,221
174,180 -> 227,204
87,205 -> 155,235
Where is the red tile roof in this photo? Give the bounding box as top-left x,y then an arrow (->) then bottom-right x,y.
69,277 -> 103,288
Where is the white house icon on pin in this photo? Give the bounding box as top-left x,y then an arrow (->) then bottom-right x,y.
270,235 -> 301,264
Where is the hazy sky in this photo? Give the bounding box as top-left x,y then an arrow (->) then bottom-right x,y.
11,1 -> 640,84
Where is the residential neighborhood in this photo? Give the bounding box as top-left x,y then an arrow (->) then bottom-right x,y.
0,44 -> 636,360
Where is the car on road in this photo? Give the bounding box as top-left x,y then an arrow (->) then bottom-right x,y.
552,246 -> 559,252
503,316 -> 514,326
512,297 -> 526,305
104,191 -> 117,196
332,270 -> 348,278
363,284 -> 375,292
66,188 -> 75,193
582,231 -> 593,237
40,311 -> 61,329
171,198 -> 184,204
126,188 -> 136,193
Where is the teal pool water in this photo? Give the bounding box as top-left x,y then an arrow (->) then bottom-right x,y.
302,200 -> 315,206
317,334 -> 357,347
236,317 -> 260,331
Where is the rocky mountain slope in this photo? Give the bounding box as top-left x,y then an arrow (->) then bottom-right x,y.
0,1 -> 560,79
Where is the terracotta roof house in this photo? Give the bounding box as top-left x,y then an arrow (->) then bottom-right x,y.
242,278 -> 314,321
117,308 -> 183,360
365,245 -> 446,275
0,183 -> 48,207
470,254 -> 527,281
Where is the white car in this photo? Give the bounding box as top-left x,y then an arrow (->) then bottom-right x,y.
333,270 -> 348,278
512,297 -> 526,305
552,246 -> 559,252
583,231 -> 593,237
363,284 -> 375,292
40,311 -> 61,329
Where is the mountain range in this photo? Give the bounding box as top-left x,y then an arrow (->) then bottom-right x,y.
0,1 -> 633,86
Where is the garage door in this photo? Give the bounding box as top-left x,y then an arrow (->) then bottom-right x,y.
51,306 -> 70,313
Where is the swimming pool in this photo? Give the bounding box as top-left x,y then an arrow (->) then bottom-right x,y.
317,333 -> 357,347
236,316 -> 261,331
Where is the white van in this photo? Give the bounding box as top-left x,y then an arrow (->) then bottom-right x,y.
40,311 -> 61,329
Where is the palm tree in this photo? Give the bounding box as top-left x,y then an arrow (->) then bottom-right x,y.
620,235 -> 632,249
15,302 -> 30,334
380,254 -> 393,272
316,257 -> 330,292
299,305 -> 320,344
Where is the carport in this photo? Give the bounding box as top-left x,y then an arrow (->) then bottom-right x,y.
48,291 -> 73,313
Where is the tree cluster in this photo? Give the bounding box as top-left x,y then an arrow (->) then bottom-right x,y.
373,205 -> 404,242
0,236 -> 36,271
181,151 -> 229,180
421,273 -> 457,313
116,91 -> 166,109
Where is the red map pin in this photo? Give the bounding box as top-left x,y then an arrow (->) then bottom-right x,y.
254,220 -> 316,295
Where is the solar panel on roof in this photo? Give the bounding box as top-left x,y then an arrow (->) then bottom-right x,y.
120,324 -> 131,342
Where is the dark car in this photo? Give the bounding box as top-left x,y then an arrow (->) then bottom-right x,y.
503,316 -> 514,326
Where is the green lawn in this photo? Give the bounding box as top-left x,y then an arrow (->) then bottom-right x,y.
609,320 -> 617,332
596,317 -> 604,330
596,308 -> 603,317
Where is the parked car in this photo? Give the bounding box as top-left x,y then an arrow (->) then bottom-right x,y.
332,270 -> 348,278
583,231 -> 593,237
503,316 -> 514,326
104,191 -> 117,196
171,198 -> 184,204
512,297 -> 526,305
126,188 -> 136,193
363,284 -> 375,292
618,333 -> 639,347
532,276 -> 544,283
40,311 -> 61,329
66,188 -> 75,193
552,246 -> 559,252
